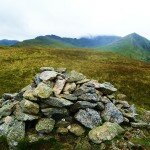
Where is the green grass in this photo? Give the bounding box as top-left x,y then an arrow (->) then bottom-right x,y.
0,47 -> 150,109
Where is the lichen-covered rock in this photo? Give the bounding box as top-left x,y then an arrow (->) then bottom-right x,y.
44,97 -> 73,107
63,82 -> 76,94
88,122 -> 124,144
75,108 -> 102,129
53,78 -> 66,95
34,82 -> 53,99
61,94 -> 77,101
20,99 -> 39,115
2,93 -> 18,100
99,82 -> 117,95
35,118 -> 55,133
57,127 -> 68,135
102,102 -> 124,124
67,124 -> 85,136
23,89 -> 37,101
78,93 -> 100,102
39,71 -> 57,81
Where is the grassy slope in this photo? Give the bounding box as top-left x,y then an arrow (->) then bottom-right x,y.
0,47 -> 150,109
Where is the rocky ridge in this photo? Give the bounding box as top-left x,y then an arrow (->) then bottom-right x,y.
0,67 -> 149,149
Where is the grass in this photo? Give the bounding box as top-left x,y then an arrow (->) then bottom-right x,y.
0,47 -> 150,109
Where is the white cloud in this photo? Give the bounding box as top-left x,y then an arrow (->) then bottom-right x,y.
0,0 -> 150,40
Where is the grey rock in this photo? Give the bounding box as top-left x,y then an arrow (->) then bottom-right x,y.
115,100 -> 130,108
2,93 -> 18,100
34,73 -> 42,85
41,108 -> 68,118
78,93 -> 100,102
76,79 -> 90,84
35,118 -> 55,133
101,96 -> 110,104
44,97 -> 73,107
39,71 -> 57,81
53,79 -> 66,95
75,108 -> 102,129
88,122 -> 124,144
20,99 -> 39,115
23,89 -> 37,101
99,82 -> 117,95
96,102 -> 105,111
131,122 -> 150,128
102,102 -> 124,124
63,82 -> 76,94
70,101 -> 97,112
56,67 -> 67,73
67,70 -> 86,82
34,82 -> 53,99
61,94 -> 77,101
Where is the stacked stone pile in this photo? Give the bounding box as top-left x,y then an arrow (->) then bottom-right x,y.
0,67 -> 149,149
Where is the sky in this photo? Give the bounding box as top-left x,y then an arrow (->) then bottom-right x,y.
0,0 -> 150,41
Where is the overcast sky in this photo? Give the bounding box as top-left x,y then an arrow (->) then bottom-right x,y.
0,0 -> 150,41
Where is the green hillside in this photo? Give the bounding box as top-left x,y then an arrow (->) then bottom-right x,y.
0,47 -> 150,109
102,33 -> 150,61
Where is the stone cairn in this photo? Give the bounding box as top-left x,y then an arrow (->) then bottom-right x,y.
0,67 -> 149,149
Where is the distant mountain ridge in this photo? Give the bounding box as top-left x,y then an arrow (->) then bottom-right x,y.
0,39 -> 19,46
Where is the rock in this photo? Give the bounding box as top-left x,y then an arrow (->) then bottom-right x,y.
0,102 -> 16,119
56,119 -> 70,128
36,118 -> 55,133
4,116 -> 14,125
53,79 -> 66,95
115,100 -> 130,108
40,67 -> 54,72
14,104 -> 38,121
67,70 -> 86,82
21,84 -> 32,92
131,122 -> 150,128
76,79 -> 90,84
96,102 -> 105,111
143,110 -> 150,123
57,127 -> 68,135
41,108 -> 68,118
39,71 -> 57,81
70,101 -> 97,112
23,89 -> 37,101
87,80 -> 101,89
63,83 -> 76,94
56,67 -> 67,73
20,99 -> 39,115
102,102 -> 124,124
34,82 -> 53,99
67,124 -> 85,136
99,82 -> 117,95
61,94 -> 77,101
34,73 -> 42,85
78,93 -> 100,102
44,97 -> 73,107
88,122 -> 124,144
2,93 -> 18,100
75,108 -> 102,129
0,120 -> 25,149
101,96 -> 110,104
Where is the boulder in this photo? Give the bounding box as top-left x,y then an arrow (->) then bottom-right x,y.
99,82 -> 117,95
88,122 -> 124,144
20,99 -> 39,115
67,124 -> 85,136
39,71 -> 57,81
70,101 -> 97,112
102,102 -> 124,124
67,70 -> 86,82
44,97 -> 73,107
35,118 -> 55,133
34,82 -> 53,99
53,79 -> 66,95
75,108 -> 102,129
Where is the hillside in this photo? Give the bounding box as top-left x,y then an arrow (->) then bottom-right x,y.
102,33 -> 150,61
0,39 -> 19,46
14,35 -> 121,48
0,47 -> 150,110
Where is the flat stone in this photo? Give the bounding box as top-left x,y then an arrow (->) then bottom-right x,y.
53,79 -> 66,95
44,97 -> 73,107
99,82 -> 117,95
35,118 -> 55,133
102,102 -> 124,124
76,79 -> 90,84
67,124 -> 85,136
78,93 -> 100,102
20,99 -> 39,115
115,100 -> 130,108
56,67 -> 67,73
67,70 -> 86,82
63,82 -> 76,94
34,82 -> 53,99
41,108 -> 68,118
75,108 -> 102,129
88,122 -> 124,144
61,94 -> 77,101
70,101 -> 97,112
2,93 -> 18,100
131,122 -> 150,128
39,71 -> 57,81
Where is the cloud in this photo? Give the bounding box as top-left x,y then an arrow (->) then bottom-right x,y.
0,0 -> 150,40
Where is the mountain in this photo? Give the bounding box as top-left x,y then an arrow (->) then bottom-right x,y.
102,33 -> 150,61
0,39 -> 19,46
14,35 -> 121,48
